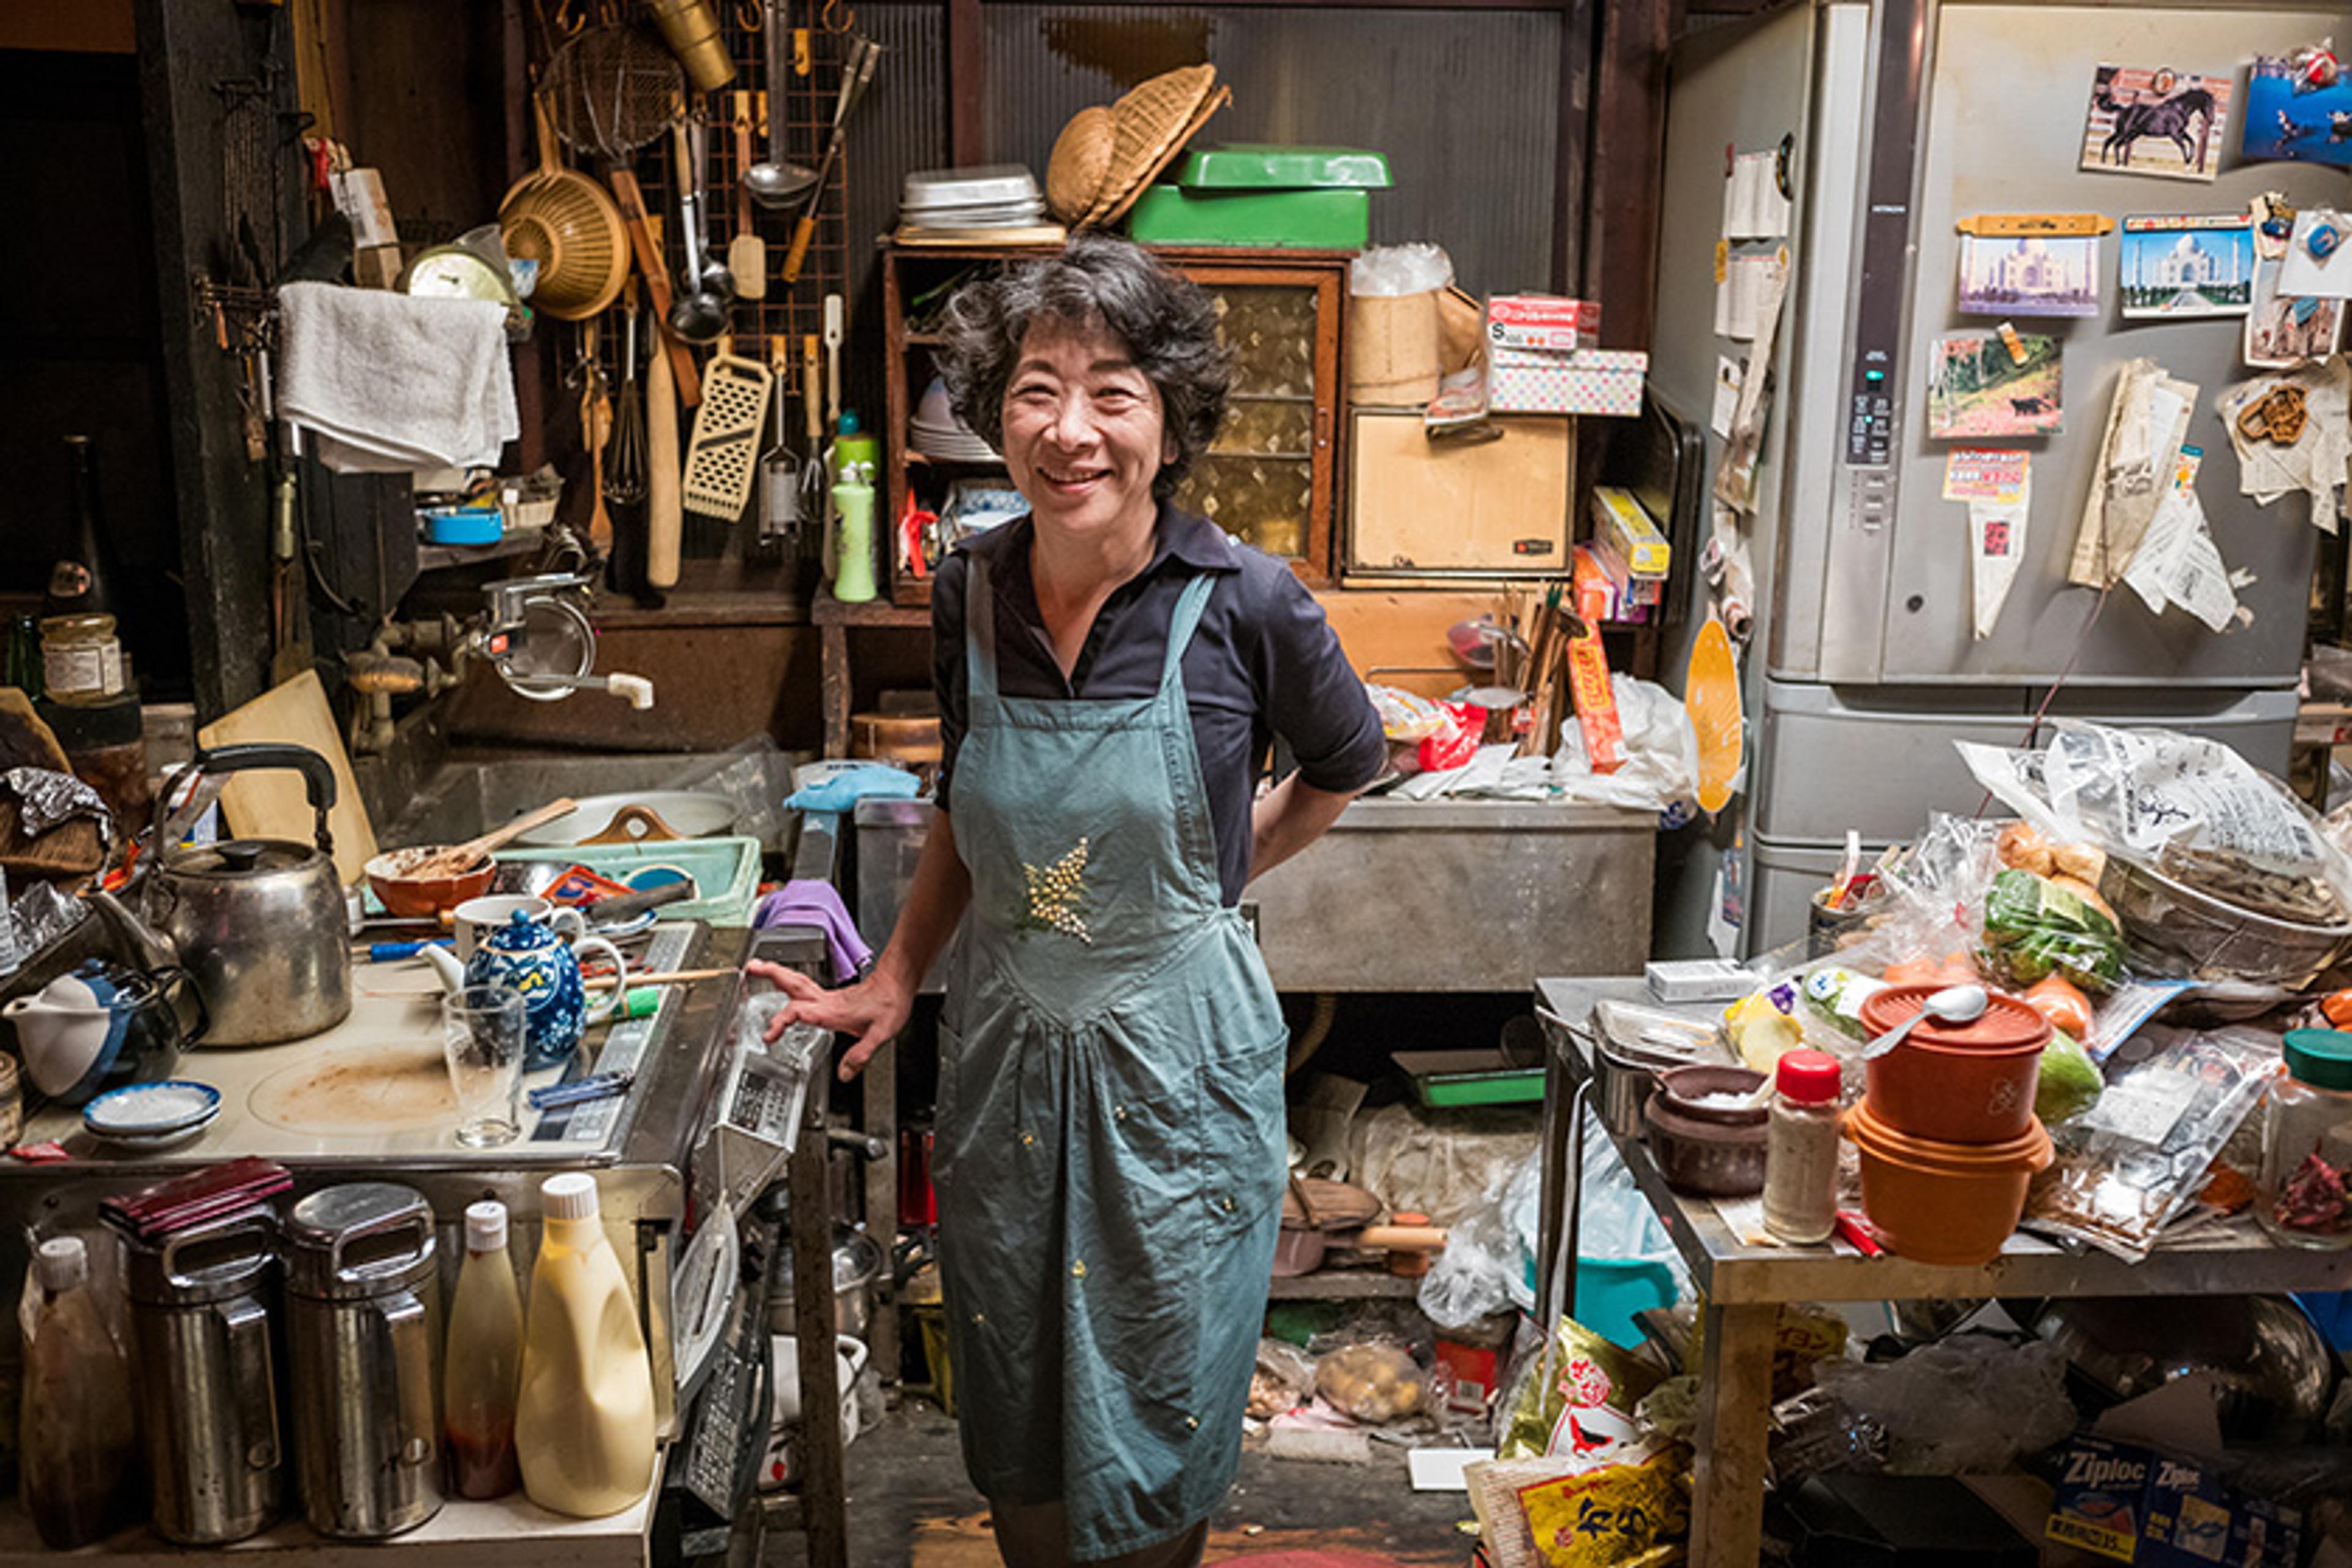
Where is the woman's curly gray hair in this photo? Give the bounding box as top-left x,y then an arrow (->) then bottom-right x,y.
935,234 -> 1232,497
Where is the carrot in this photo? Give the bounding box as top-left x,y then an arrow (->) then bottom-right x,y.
2022,975 -> 2094,1038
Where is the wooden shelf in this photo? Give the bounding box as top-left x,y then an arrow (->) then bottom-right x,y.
810,585 -> 929,628
1265,1270 -> 1422,1301
415,531 -> 546,573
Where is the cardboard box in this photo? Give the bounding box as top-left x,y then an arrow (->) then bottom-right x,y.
1346,409 -> 1574,575
1591,485 -> 1670,577
2046,1434 -> 2301,1567
1488,350 -> 1648,417
1487,294 -> 1602,353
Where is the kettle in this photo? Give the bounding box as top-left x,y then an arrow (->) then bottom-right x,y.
143,744 -> 352,1047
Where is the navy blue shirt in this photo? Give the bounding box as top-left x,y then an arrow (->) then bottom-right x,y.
932,504 -> 1387,906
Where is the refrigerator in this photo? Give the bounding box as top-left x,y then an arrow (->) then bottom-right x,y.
1648,0 -> 2352,956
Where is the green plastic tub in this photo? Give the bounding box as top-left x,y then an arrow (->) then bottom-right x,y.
1128,186 -> 1370,250
1392,1048 -> 1545,1107
1171,144 -> 1392,189
496,835 -> 763,927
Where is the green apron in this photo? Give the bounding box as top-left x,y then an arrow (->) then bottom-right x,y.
937,554 -> 1287,1561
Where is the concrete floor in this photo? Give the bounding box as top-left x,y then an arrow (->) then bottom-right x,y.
769,1398 -> 1473,1568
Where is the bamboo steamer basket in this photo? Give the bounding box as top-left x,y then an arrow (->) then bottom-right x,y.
499,93 -> 630,322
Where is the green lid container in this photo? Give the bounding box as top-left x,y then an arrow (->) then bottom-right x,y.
2283,1028 -> 2352,1091
1171,144 -> 1392,190
1128,186 -> 1369,250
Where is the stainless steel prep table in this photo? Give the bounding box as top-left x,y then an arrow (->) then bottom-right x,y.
1533,974 -> 2352,1568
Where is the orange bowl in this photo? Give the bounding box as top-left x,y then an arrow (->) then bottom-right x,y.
365,848 -> 494,919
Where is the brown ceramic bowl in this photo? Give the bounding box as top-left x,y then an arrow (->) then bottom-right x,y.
365,847 -> 495,919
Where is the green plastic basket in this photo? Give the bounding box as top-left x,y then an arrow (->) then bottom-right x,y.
497,835 -> 763,927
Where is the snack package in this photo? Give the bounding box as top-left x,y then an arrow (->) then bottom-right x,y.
2027,1025 -> 2278,1260
1517,1447 -> 1691,1567
1980,868 -> 2127,993
1798,967 -> 1888,1041
1499,1317 -> 1664,1465
1565,625 -> 1624,774
1366,683 -> 1449,742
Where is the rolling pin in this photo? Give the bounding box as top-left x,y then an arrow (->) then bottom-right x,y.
647,328 -> 682,589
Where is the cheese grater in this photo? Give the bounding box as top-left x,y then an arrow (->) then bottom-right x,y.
680,340 -> 774,521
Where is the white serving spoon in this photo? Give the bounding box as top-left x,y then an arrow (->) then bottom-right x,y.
1861,982 -> 1990,1061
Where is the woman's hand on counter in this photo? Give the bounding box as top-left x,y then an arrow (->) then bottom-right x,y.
746,960 -> 915,1082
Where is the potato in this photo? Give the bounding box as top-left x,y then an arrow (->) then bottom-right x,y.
1997,821 -> 2056,876
2052,842 -> 2107,886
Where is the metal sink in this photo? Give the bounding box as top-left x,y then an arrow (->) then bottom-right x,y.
361,745 -> 803,854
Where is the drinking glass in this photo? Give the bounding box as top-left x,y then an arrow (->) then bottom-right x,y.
442,985 -> 527,1147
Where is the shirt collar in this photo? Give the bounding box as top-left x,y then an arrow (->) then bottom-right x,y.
957,501 -> 1240,578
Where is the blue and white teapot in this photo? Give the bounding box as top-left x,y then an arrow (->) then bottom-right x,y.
423,909 -> 627,1069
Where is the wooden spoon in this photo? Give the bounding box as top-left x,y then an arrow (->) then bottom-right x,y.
398,797 -> 581,881
584,320 -> 613,551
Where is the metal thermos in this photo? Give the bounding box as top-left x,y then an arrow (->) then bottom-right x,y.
117,1208 -> 286,1545
284,1184 -> 444,1539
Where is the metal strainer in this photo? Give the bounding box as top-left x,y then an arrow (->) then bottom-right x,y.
545,24 -> 685,162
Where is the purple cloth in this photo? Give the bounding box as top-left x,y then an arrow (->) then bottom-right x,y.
753,878 -> 873,982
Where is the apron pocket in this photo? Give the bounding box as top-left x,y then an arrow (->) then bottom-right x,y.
1196,1036 -> 1287,1242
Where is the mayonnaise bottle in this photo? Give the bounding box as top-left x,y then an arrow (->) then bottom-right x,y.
514,1174 -> 655,1515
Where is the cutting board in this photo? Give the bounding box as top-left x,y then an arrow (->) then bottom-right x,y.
197,671 -> 378,886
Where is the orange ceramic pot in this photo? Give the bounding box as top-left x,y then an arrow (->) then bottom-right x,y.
1845,1098 -> 2052,1267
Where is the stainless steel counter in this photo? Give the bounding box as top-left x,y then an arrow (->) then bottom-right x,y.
1532,974 -> 2352,1568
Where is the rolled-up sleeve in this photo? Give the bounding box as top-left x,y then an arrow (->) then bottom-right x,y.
1254,567 -> 1387,794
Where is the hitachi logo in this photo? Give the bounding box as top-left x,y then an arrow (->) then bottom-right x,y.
2066,1451 -> 2147,1490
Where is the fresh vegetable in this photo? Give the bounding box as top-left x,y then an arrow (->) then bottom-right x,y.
2021,975 -> 2094,1038
1725,989 -> 1803,1074
2321,989 -> 2352,1029
2049,873 -> 2117,927
1996,822 -> 2056,876
2035,1030 -> 2105,1125
1883,951 -> 1980,987
1981,868 -> 2125,993
1798,967 -> 1887,1041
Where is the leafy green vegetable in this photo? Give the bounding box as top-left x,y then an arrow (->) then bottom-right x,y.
2035,1029 -> 2105,1125
1981,868 -> 2125,992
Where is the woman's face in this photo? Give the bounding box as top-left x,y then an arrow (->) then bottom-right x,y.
1000,319 -> 1174,548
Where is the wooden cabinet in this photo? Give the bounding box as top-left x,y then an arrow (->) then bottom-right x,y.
879,242 -> 1349,605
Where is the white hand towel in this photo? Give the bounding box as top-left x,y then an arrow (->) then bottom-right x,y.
277,282 -> 519,473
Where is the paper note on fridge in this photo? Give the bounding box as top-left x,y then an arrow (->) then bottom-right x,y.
1967,462 -> 2032,641
1721,149 -> 1790,241
2068,358 -> 2198,587
2276,209 -> 2352,298
1712,357 -> 1744,437
1714,249 -> 1779,340
2122,447 -> 2245,633
1943,448 -> 2030,505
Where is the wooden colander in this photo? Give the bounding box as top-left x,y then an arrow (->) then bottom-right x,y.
499,92 -> 628,322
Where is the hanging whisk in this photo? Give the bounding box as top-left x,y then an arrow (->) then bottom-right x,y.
605,287 -> 647,506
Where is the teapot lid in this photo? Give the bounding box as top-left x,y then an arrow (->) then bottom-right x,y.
488,908 -> 557,948
166,837 -> 322,880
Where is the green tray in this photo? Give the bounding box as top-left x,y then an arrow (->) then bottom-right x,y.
1128,186 -> 1370,250
497,835 -> 763,927
1172,144 -> 1392,189
1391,1049 -> 1546,1108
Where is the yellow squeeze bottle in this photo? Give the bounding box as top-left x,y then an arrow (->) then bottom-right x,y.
514,1174 -> 656,1516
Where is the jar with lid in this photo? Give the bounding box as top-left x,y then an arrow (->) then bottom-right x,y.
2258,1029 -> 2352,1250
1763,1049 -> 1844,1245
39,614 -> 123,705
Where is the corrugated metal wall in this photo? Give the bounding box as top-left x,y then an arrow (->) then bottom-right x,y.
843,2 -> 950,431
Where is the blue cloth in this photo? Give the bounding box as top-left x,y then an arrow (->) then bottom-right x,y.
930,503 -> 1387,904
753,879 -> 873,983
937,556 -> 1286,1561
783,766 -> 919,815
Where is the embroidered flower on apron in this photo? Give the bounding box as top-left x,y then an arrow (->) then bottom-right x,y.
1017,836 -> 1093,943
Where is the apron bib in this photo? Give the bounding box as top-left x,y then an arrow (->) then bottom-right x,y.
936,556 -> 1287,1560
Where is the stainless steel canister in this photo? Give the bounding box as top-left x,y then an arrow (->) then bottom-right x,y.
284,1183 -> 443,1539
116,1207 -> 285,1545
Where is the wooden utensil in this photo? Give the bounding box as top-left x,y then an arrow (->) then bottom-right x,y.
729,92 -> 768,299
396,796 -> 581,881
608,168 -> 703,406
780,34 -> 881,286
198,671 -> 379,886
803,332 -> 829,569
584,320 -> 614,550
647,323 -> 684,589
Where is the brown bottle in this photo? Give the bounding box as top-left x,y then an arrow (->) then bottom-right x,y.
42,436 -> 116,621
19,1237 -> 141,1548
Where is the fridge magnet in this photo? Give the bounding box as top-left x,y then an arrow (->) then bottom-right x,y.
2277,208 -> 2352,297
2241,55 -> 2352,168
2252,194 -> 2297,260
2117,215 -> 2256,317
1926,333 -> 2062,439
2081,65 -> 2233,181
1956,233 -> 2100,317
2217,360 -> 2350,532
2245,260 -> 2346,368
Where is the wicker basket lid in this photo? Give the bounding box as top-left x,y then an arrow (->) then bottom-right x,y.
1046,105 -> 1115,224
1083,64 -> 1225,227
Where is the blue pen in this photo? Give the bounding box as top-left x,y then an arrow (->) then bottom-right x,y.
358,938 -> 454,962
527,1071 -> 636,1111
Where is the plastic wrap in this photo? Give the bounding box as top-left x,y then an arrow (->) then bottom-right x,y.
1347,1102 -> 1541,1228
1248,1338 -> 1316,1420
2,768 -> 113,850
1810,1336 -> 2074,1476
1349,243 -> 1453,297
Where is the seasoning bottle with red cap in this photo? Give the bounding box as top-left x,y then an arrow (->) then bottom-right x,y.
1763,1050 -> 1844,1245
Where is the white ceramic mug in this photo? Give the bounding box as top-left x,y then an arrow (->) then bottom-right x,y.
454,895 -> 590,960
770,1333 -> 868,1444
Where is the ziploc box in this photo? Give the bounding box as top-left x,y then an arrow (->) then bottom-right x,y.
1591,485 -> 1670,578
2046,1434 -> 2300,1567
1487,294 -> 1602,353
1488,349 -> 1649,418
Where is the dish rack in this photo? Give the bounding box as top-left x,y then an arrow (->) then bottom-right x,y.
497,835 -> 763,926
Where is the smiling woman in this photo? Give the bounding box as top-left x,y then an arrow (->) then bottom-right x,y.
744,236 -> 1384,1568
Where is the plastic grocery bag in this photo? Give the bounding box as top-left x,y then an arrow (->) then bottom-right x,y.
1550,676 -> 1700,823
1811,1336 -> 2074,1476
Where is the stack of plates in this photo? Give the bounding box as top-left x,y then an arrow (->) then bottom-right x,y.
83,1080 -> 223,1152
910,379 -> 1001,462
899,164 -> 1047,231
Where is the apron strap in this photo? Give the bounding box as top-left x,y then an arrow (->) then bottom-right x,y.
1158,569 -> 1219,692
966,556 -> 1001,709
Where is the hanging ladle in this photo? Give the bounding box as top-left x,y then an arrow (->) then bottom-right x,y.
669,114 -> 732,344
742,0 -> 818,207
1861,982 -> 1990,1061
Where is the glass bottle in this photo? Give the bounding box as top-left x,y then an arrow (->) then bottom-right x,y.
4,614 -> 42,698
19,1236 -> 141,1548
444,1200 -> 525,1498
1763,1049 -> 1844,1245
2258,1029 -> 2352,1250
42,436 -> 115,622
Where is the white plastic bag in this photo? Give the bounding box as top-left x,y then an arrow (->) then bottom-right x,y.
1550,676 -> 1700,820
1349,243 -> 1453,298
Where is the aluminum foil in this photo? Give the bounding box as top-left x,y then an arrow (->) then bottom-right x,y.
4,766 -> 115,850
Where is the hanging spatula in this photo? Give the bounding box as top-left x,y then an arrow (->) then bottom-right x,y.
682,334 -> 776,524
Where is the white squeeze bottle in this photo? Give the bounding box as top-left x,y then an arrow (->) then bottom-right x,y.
515,1174 -> 656,1515
443,1201 -> 524,1499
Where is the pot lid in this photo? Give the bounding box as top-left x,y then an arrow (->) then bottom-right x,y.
1858,984 -> 2051,1054
165,837 -> 322,880
1844,1096 -> 2053,1170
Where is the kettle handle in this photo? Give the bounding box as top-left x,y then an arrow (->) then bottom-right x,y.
328,1205 -> 432,1287
154,744 -> 339,859
152,963 -> 212,1048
